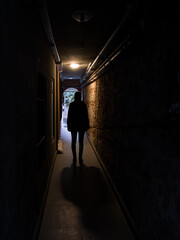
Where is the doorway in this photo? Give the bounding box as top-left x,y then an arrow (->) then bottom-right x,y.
62,88 -> 78,128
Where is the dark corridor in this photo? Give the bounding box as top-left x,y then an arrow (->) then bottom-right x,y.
38,127 -> 134,240
1,1 -> 180,240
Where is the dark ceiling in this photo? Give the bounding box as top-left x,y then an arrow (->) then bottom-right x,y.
46,0 -> 129,80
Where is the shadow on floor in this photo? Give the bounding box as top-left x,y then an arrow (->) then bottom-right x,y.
61,164 -> 121,239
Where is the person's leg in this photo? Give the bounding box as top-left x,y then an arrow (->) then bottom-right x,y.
79,130 -> 85,164
71,130 -> 77,164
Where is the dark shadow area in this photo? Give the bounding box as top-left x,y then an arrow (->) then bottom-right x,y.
61,164 -> 125,239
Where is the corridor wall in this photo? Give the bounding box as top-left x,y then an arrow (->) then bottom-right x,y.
83,3 -> 180,240
1,1 -> 58,240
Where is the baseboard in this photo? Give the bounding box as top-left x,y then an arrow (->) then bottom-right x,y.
87,134 -> 142,240
32,151 -> 57,240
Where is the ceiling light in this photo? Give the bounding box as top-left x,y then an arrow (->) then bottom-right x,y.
70,63 -> 80,69
72,10 -> 93,23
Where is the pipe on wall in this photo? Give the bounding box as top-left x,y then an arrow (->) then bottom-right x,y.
81,0 -> 139,84
82,36 -> 132,87
38,0 -> 62,67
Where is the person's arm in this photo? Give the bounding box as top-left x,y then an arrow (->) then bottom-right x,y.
67,104 -> 72,131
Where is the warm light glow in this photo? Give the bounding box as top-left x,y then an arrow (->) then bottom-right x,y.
70,63 -> 80,69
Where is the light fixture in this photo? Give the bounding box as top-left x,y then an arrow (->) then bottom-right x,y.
70,63 -> 80,69
72,10 -> 93,23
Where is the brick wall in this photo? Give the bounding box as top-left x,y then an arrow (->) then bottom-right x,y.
83,4 -> 180,239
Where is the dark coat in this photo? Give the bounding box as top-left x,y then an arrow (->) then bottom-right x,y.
67,100 -> 89,132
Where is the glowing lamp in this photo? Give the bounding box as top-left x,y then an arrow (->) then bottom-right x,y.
70,63 -> 80,69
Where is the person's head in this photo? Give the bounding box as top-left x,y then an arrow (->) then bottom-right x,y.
74,92 -> 81,101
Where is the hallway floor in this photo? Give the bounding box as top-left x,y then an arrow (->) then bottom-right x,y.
38,126 -> 135,240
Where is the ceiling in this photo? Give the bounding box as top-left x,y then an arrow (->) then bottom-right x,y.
46,0 -> 129,81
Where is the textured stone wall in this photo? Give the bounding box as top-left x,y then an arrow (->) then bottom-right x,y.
84,5 -> 180,240
0,2 -> 57,240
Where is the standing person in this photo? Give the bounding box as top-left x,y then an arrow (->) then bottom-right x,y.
67,92 -> 89,166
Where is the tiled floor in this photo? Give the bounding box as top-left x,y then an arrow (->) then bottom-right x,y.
38,127 -> 135,240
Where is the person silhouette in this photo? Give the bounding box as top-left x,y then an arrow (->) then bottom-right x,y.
67,92 -> 89,165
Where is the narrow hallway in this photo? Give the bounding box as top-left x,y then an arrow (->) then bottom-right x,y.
38,126 -> 135,240
2,1 -> 180,239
